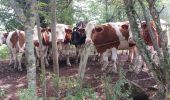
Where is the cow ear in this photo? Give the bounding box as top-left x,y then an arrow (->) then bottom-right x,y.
48,28 -> 51,32
65,28 -> 72,33
41,28 -> 46,32
121,24 -> 129,30
78,28 -> 85,33
3,33 -> 8,38
95,26 -> 103,32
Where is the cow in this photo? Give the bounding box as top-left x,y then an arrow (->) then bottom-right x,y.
54,24 -> 73,66
6,30 -> 25,71
33,26 -> 52,67
85,21 -> 136,73
71,21 -> 87,63
128,19 -> 169,73
0,32 -> 8,45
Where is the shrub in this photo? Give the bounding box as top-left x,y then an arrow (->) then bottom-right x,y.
0,44 -> 9,59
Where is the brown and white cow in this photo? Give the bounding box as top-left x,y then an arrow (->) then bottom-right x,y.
128,19 -> 169,73
0,32 -> 8,46
53,24 -> 73,66
33,26 -> 52,67
6,30 -> 25,71
85,21 -> 136,73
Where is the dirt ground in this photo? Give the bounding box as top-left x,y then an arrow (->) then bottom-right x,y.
0,54 -> 157,100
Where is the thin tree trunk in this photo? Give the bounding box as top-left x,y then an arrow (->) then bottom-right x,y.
10,0 -> 37,99
146,0 -> 170,99
123,0 -> 169,99
105,0 -> 109,22
36,13 -> 47,100
50,0 -> 59,75
50,0 -> 60,99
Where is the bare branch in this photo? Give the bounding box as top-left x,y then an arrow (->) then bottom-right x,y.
158,6 -> 165,15
9,0 -> 26,23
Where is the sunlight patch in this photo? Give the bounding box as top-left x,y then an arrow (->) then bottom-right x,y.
16,83 -> 25,88
0,84 -> 12,89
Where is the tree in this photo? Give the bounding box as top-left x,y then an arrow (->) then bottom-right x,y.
9,0 -> 37,99
35,13 -> 47,100
123,0 -> 170,99
50,0 -> 60,99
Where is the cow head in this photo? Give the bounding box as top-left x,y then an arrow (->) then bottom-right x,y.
55,24 -> 72,50
140,21 -> 160,47
64,28 -> 73,44
18,31 -> 25,53
0,32 -> 8,45
85,21 -> 96,44
41,27 -> 51,46
119,22 -> 135,47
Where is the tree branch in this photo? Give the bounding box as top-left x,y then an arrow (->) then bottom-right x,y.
9,0 -> 26,23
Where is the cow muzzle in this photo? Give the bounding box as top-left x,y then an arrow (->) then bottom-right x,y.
85,39 -> 92,44
57,42 -> 63,51
57,39 -> 64,43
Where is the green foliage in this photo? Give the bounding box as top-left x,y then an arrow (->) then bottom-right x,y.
0,0 -> 23,31
0,88 -> 5,98
0,44 -> 9,59
52,75 -> 98,100
38,1 -> 51,27
66,87 -> 97,100
112,68 -> 133,100
56,0 -> 75,25
102,75 -> 114,100
102,68 -> 133,100
18,89 -> 42,100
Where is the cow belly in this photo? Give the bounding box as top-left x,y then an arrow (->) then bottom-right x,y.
118,40 -> 130,50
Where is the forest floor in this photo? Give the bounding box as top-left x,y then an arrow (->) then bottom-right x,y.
0,54 -> 157,100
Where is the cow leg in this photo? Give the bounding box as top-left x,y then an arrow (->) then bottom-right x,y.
12,48 -> 18,69
43,46 -> 49,67
17,52 -> 23,71
110,47 -> 118,73
65,44 -> 71,66
75,45 -> 80,64
34,47 -> 40,67
92,47 -> 98,62
101,50 -> 109,72
9,49 -> 14,66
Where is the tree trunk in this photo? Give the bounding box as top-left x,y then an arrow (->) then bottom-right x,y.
35,13 -> 47,100
146,0 -> 170,99
50,0 -> 60,99
105,0 -> 109,22
9,0 -> 38,99
50,0 -> 59,75
123,0 -> 169,99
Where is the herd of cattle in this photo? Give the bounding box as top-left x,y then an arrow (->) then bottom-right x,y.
0,19 -> 169,74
